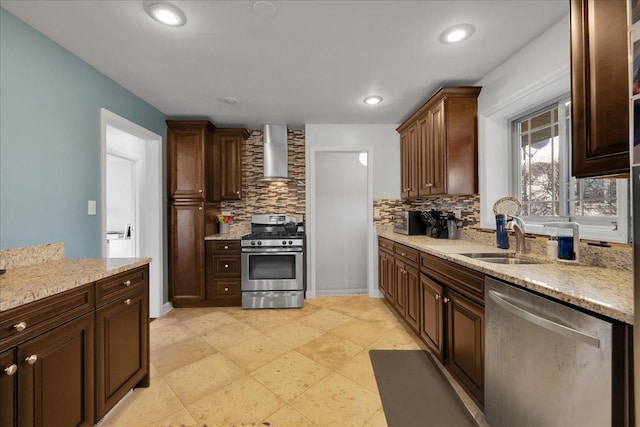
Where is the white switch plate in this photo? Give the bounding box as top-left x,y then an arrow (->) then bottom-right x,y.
88,200 -> 96,215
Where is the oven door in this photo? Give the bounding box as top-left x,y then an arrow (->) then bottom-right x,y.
241,247 -> 303,291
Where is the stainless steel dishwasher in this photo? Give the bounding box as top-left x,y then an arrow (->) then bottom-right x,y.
485,276 -> 613,427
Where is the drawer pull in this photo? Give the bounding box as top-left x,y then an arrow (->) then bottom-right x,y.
224,264 -> 229,268
224,245 -> 229,250
25,355 -> 38,365
400,252 -> 406,256
3,364 -> 17,376
199,189 -> 203,193
124,298 -> 132,305
443,297 -> 450,303
13,321 -> 27,332
435,294 -> 440,300
224,287 -> 229,292
123,280 -> 131,287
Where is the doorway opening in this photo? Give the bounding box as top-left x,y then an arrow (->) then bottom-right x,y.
307,147 -> 374,298
101,109 -> 166,318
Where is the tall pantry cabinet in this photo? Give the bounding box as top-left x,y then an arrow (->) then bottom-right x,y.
167,120 -> 215,307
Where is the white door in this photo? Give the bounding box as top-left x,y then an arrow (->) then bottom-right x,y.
106,154 -> 137,258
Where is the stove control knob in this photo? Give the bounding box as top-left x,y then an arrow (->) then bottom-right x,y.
282,240 -> 287,245
257,241 -> 262,246
288,241 -> 293,245
251,241 -> 256,246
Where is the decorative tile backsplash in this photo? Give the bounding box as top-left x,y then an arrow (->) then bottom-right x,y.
209,129 -> 306,232
374,195 -> 480,228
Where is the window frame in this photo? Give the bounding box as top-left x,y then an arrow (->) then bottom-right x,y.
509,96 -> 629,243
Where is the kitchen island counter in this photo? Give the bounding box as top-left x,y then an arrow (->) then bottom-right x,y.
378,228 -> 633,324
0,257 -> 151,311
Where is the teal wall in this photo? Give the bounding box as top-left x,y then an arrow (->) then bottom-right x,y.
0,9 -> 167,258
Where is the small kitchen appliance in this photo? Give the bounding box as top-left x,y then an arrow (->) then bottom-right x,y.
241,214 -> 305,309
421,210 -> 452,239
393,210 -> 426,235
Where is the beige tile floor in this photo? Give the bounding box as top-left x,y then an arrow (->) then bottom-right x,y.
100,295 -> 484,427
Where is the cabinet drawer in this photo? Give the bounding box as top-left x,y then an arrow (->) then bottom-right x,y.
213,279 -> 241,298
378,237 -> 394,253
420,252 -> 484,304
212,256 -> 241,276
96,266 -> 148,307
394,243 -> 419,267
0,284 -> 94,350
211,240 -> 241,253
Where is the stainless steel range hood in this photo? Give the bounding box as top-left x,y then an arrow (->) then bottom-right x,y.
260,124 -> 289,182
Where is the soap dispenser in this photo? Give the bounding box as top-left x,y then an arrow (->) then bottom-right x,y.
543,222 -> 579,262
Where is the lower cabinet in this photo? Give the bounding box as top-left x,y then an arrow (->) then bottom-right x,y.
95,287 -> 149,419
205,240 -> 242,306
404,264 -> 420,332
420,274 -> 444,362
446,289 -> 484,404
19,312 -> 95,426
0,348 -> 16,427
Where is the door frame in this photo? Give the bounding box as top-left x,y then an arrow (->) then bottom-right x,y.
306,146 -> 375,299
100,109 -> 167,318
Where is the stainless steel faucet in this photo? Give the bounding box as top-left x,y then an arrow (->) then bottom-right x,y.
510,216 -> 527,254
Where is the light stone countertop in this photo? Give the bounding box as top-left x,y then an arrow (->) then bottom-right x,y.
204,231 -> 246,241
377,228 -> 633,324
0,257 -> 151,312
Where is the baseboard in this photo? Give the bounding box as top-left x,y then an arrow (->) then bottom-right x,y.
160,301 -> 173,316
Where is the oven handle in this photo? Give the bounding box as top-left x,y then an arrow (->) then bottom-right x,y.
242,247 -> 302,253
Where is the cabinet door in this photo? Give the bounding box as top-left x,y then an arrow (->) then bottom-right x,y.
0,348 -> 17,427
377,250 -> 387,295
446,289 -> 484,405
96,288 -> 149,419
429,100 -> 446,194
417,113 -> 432,197
394,260 -> 407,317
220,134 -> 243,200
169,200 -> 205,305
384,253 -> 395,305
18,313 -> 94,427
400,124 -> 418,199
167,123 -> 205,199
570,0 -> 629,178
404,265 -> 419,332
420,274 -> 444,362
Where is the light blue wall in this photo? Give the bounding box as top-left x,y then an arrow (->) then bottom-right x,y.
0,9 -> 167,258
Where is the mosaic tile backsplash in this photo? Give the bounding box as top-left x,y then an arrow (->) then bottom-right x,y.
374,194 -> 480,228
208,129 -> 306,232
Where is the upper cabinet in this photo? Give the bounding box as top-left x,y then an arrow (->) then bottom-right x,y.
167,120 -> 216,201
397,87 -> 481,198
211,129 -> 249,201
570,0 -> 629,178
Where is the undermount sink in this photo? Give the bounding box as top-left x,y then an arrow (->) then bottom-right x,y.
458,253 -> 547,265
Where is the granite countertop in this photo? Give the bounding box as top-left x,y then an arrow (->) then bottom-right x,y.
377,228 -> 633,324
204,231 -> 247,241
0,257 -> 151,312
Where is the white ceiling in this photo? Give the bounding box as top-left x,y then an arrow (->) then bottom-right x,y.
0,0 -> 568,130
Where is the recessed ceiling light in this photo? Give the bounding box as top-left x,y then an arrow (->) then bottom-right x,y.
145,2 -> 186,27
221,96 -> 241,105
363,96 -> 383,105
439,24 -> 474,44
253,1 -> 277,19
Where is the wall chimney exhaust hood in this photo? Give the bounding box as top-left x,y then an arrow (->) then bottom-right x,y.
260,124 -> 290,182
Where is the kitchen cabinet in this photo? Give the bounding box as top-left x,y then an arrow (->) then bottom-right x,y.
212,129 -> 249,201
205,240 -> 242,307
396,87 -> 481,198
169,200 -> 205,306
95,268 -> 149,419
0,348 -> 17,426
570,0 -> 629,178
420,274 -> 444,362
386,242 -> 420,332
378,237 -> 395,298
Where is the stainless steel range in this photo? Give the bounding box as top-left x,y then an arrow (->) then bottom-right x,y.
241,214 -> 304,309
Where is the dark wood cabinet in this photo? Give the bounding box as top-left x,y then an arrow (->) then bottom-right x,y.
404,264 -> 420,332
169,200 -> 205,305
397,87 -> 480,197
446,289 -> 484,406
205,240 -> 242,306
393,260 -> 408,318
18,312 -> 95,427
167,120 -> 215,201
95,267 -> 149,420
420,274 -> 444,362
213,129 -> 249,201
378,238 -> 395,300
0,348 -> 17,427
570,0 -> 629,178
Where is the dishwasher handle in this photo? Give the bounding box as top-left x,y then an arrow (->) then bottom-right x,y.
488,289 -> 600,349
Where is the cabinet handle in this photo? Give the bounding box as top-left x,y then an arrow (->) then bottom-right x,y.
3,364 -> 17,376
124,298 -> 132,305
224,264 -> 229,268
13,321 -> 27,332
443,297 -> 450,303
435,294 -> 440,300
224,245 -> 229,250
199,189 -> 203,193
24,355 -> 37,365
400,252 -> 406,256
236,191 -> 240,195
123,280 -> 131,287
224,287 -> 229,292
424,183 -> 433,188
199,206 -> 203,211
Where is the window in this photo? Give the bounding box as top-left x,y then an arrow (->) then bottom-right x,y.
512,98 -> 629,243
